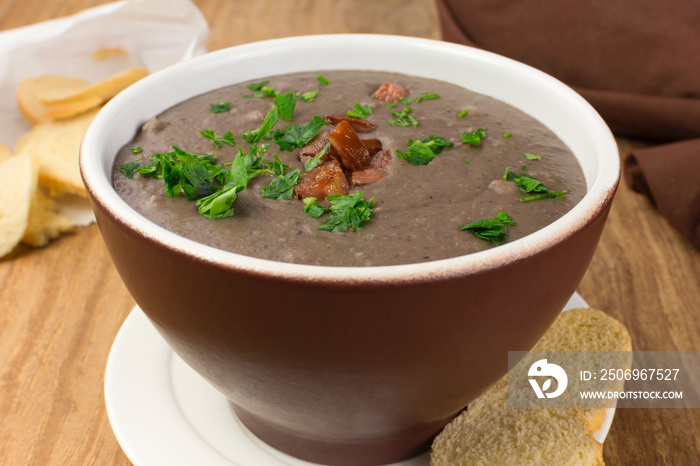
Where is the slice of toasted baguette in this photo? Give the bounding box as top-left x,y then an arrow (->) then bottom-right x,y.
40,67 -> 147,119
91,47 -> 130,61
0,153 -> 36,257
22,189 -> 74,247
16,107 -> 100,197
531,308 -> 632,431
17,75 -> 90,125
431,381 -> 604,466
0,143 -> 11,163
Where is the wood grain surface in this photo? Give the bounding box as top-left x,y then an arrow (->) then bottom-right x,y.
0,1 -> 698,465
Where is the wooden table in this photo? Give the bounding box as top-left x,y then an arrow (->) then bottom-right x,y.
1,1 -> 698,464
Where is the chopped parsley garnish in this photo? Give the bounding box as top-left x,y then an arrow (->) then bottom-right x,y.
347,102 -> 373,119
457,109 -> 469,118
195,151 -> 252,219
302,197 -> 326,218
272,115 -> 329,151
242,106 -> 279,144
389,93 -> 439,106
209,102 -> 231,113
199,129 -> 236,148
247,80 -> 269,91
131,146 -> 142,154
304,192 -> 375,232
242,106 -> 328,151
260,154 -> 300,200
460,212 -> 515,245
274,92 -> 297,121
119,160 -> 142,178
503,166 -> 567,202
460,128 -> 486,145
502,132 -> 512,138
119,146 -> 222,200
415,93 -> 440,103
296,90 -> 319,102
303,142 -> 330,171
396,135 -> 453,165
523,153 -> 542,160
244,80 -> 278,98
317,75 -> 330,85
389,107 -> 418,127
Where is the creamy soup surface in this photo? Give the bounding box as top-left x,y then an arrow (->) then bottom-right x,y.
113,70 -> 585,267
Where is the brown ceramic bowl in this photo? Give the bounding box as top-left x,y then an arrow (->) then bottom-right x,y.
81,35 -> 619,465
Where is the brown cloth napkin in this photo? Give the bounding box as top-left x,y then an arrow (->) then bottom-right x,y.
436,0 -> 700,247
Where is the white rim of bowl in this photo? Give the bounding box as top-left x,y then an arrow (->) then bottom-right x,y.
80,34 -> 619,284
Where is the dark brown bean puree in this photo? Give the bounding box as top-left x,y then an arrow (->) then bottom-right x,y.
113,71 -> 585,267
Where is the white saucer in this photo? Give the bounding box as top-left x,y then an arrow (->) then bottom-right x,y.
104,292 -> 614,466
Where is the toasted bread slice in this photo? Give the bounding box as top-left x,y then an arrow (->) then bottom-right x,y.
531,308 -> 632,431
41,67 -> 147,119
17,75 -> 90,125
22,189 -> 74,247
91,47 -> 129,61
0,143 -> 11,163
431,381 -> 604,466
16,107 -> 100,197
0,153 -> 36,257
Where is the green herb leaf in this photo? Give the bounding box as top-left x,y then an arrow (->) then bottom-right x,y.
274,92 -> 297,121
243,81 -> 278,98
347,102 -> 373,119
302,197 -> 327,218
502,132 -> 512,138
180,153 -> 220,201
457,109 -> 469,118
247,80 -> 269,91
460,212 -> 515,245
242,106 -> 279,144
261,167 -> 301,200
272,115 -> 329,151
131,146 -> 143,154
421,135 -> 454,154
296,90 -> 319,102
460,128 -> 486,145
396,135 -> 454,165
199,129 -> 236,149
119,160 -> 141,178
209,102 -> 231,113
389,107 -> 418,127
196,184 -> 241,219
318,191 -> 375,232
523,153 -> 542,160
317,75 -> 330,85
303,142 -> 330,172
503,166 -> 567,202
396,140 -> 436,165
415,93 -> 440,103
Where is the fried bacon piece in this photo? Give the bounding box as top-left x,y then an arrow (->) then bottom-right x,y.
294,159 -> 350,200
361,138 -> 382,157
371,82 -> 408,103
351,149 -> 392,186
351,168 -> 386,187
369,148 -> 391,169
298,131 -> 336,164
322,114 -> 376,133
327,120 -> 372,171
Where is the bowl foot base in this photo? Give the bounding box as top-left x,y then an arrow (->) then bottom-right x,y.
232,403 -> 449,466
